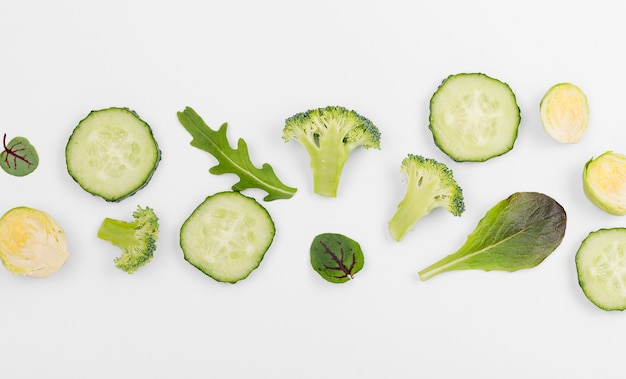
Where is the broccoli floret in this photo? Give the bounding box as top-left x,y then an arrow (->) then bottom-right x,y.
283,106 -> 381,197
388,154 -> 464,241
97,205 -> 159,274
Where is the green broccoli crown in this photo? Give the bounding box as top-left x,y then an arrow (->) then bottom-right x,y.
402,154 -> 465,215
97,205 -> 159,274
282,105 -> 381,197
389,154 -> 464,241
283,105 -> 381,150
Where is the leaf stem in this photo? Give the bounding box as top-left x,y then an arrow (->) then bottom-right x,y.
418,262 -> 449,281
320,240 -> 353,279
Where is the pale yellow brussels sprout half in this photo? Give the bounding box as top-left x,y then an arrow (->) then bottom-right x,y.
0,207 -> 70,277
540,83 -> 589,144
583,151 -> 626,215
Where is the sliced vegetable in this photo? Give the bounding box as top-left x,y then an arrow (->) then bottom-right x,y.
177,107 -> 296,201
583,151 -> 626,215
282,105 -> 381,197
428,73 -> 520,162
0,207 -> 69,277
419,192 -> 566,281
576,228 -> 626,311
180,191 -> 275,283
1,133 -> 39,176
388,154 -> 464,242
97,205 -> 159,274
540,83 -> 589,144
65,107 -> 161,202
310,233 -> 364,283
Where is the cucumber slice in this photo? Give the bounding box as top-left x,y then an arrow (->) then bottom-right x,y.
576,228 -> 626,311
180,191 -> 275,283
65,107 -> 161,202
429,73 -> 520,162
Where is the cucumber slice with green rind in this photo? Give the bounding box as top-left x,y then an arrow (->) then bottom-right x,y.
576,228 -> 626,311
429,73 -> 520,162
180,191 -> 275,283
65,107 -> 161,202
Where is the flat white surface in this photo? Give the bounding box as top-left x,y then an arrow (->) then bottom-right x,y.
1,1 -> 625,378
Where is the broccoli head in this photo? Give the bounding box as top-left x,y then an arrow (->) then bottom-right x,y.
97,205 -> 159,274
283,105 -> 381,197
388,154 -> 464,241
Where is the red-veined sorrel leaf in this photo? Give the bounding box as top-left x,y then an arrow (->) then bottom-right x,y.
310,233 -> 364,283
1,133 -> 39,177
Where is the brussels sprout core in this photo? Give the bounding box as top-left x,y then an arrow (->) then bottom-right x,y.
0,207 -> 69,277
583,151 -> 626,215
540,82 -> 589,144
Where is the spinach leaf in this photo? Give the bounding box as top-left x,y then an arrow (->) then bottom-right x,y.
419,192 -> 566,281
1,133 -> 39,177
310,233 -> 364,283
177,107 -> 297,201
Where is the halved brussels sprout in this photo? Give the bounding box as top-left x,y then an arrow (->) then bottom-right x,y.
0,207 -> 70,277
583,151 -> 626,215
540,83 -> 589,144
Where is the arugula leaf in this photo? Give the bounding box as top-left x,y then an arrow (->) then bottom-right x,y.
419,192 -> 567,281
177,107 -> 297,201
1,133 -> 39,177
310,233 -> 364,283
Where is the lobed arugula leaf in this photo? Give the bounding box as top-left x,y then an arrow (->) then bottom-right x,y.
1,133 -> 39,177
419,192 -> 567,281
310,233 -> 364,283
177,107 -> 297,201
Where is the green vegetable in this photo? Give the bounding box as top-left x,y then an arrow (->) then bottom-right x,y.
428,73 -> 520,162
540,82 -> 589,144
65,107 -> 161,202
1,133 -> 39,176
0,206 -> 69,277
282,105 -> 381,197
576,228 -> 626,311
388,154 -> 464,241
177,107 -> 296,202
97,205 -> 159,274
310,233 -> 364,283
419,192 -> 566,281
582,151 -> 626,215
180,191 -> 275,283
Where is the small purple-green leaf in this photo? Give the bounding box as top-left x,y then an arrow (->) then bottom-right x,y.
310,233 -> 364,283
1,133 -> 39,177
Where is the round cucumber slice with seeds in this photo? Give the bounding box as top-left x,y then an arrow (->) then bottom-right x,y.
180,191 -> 275,283
429,73 -> 520,162
576,228 -> 626,311
65,107 -> 161,202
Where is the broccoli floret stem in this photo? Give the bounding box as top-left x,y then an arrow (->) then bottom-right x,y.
311,148 -> 349,197
301,128 -> 351,197
388,177 -> 437,242
97,218 -> 139,249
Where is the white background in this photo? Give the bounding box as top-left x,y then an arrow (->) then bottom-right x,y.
1,1 -> 626,378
